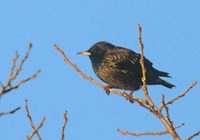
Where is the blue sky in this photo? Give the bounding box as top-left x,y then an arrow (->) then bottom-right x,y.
0,0 -> 200,140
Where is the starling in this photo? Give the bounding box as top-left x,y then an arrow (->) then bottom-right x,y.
78,41 -> 175,93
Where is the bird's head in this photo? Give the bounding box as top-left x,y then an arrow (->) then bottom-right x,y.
77,41 -> 115,58
77,41 -> 115,70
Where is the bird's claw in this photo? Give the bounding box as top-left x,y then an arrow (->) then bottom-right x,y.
104,86 -> 110,95
125,90 -> 134,103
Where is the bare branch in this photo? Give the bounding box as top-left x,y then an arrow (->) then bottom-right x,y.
117,124 -> 184,136
160,81 -> 197,110
28,117 -> 46,140
61,111 -> 68,140
0,107 -> 20,117
0,43 -> 41,97
117,129 -> 169,136
138,24 -> 155,108
2,70 -> 41,95
161,95 -> 176,132
187,130 -> 200,140
25,99 -> 45,140
9,51 -> 19,82
12,43 -> 32,81
0,81 -> 3,88
25,99 -> 41,140
137,24 -> 181,140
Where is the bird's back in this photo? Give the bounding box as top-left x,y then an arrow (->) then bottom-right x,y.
95,47 -> 144,90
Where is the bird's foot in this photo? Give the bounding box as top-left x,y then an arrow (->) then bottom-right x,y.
125,90 -> 134,103
104,86 -> 111,95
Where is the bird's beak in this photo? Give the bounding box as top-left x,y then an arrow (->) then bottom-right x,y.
77,51 -> 91,56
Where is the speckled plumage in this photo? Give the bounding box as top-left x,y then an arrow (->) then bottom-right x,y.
79,41 -> 175,91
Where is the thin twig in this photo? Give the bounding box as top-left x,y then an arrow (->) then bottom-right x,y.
160,81 -> 197,110
25,99 -> 45,140
117,124 -> 184,136
0,81 -> 3,88
0,107 -> 20,117
9,51 -> 19,83
138,24 -> 155,108
61,111 -> 68,140
117,129 -> 169,136
186,130 -> 200,140
162,95 -> 176,132
11,43 -> 32,81
28,117 -> 46,140
2,70 -> 41,95
0,43 -> 41,97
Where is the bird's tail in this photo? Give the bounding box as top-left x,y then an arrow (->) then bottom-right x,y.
157,78 -> 175,88
154,69 -> 171,78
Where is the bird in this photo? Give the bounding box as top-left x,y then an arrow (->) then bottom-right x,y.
78,41 -> 175,94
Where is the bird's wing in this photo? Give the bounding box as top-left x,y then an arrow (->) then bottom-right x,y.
103,47 -> 153,72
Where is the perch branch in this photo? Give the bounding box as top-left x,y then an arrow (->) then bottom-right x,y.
53,45 -> 146,105
61,111 -> 68,140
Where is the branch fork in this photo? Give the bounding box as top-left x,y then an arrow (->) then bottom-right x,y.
0,43 -> 41,97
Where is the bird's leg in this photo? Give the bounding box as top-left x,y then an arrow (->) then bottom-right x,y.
125,90 -> 134,103
103,85 -> 111,95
